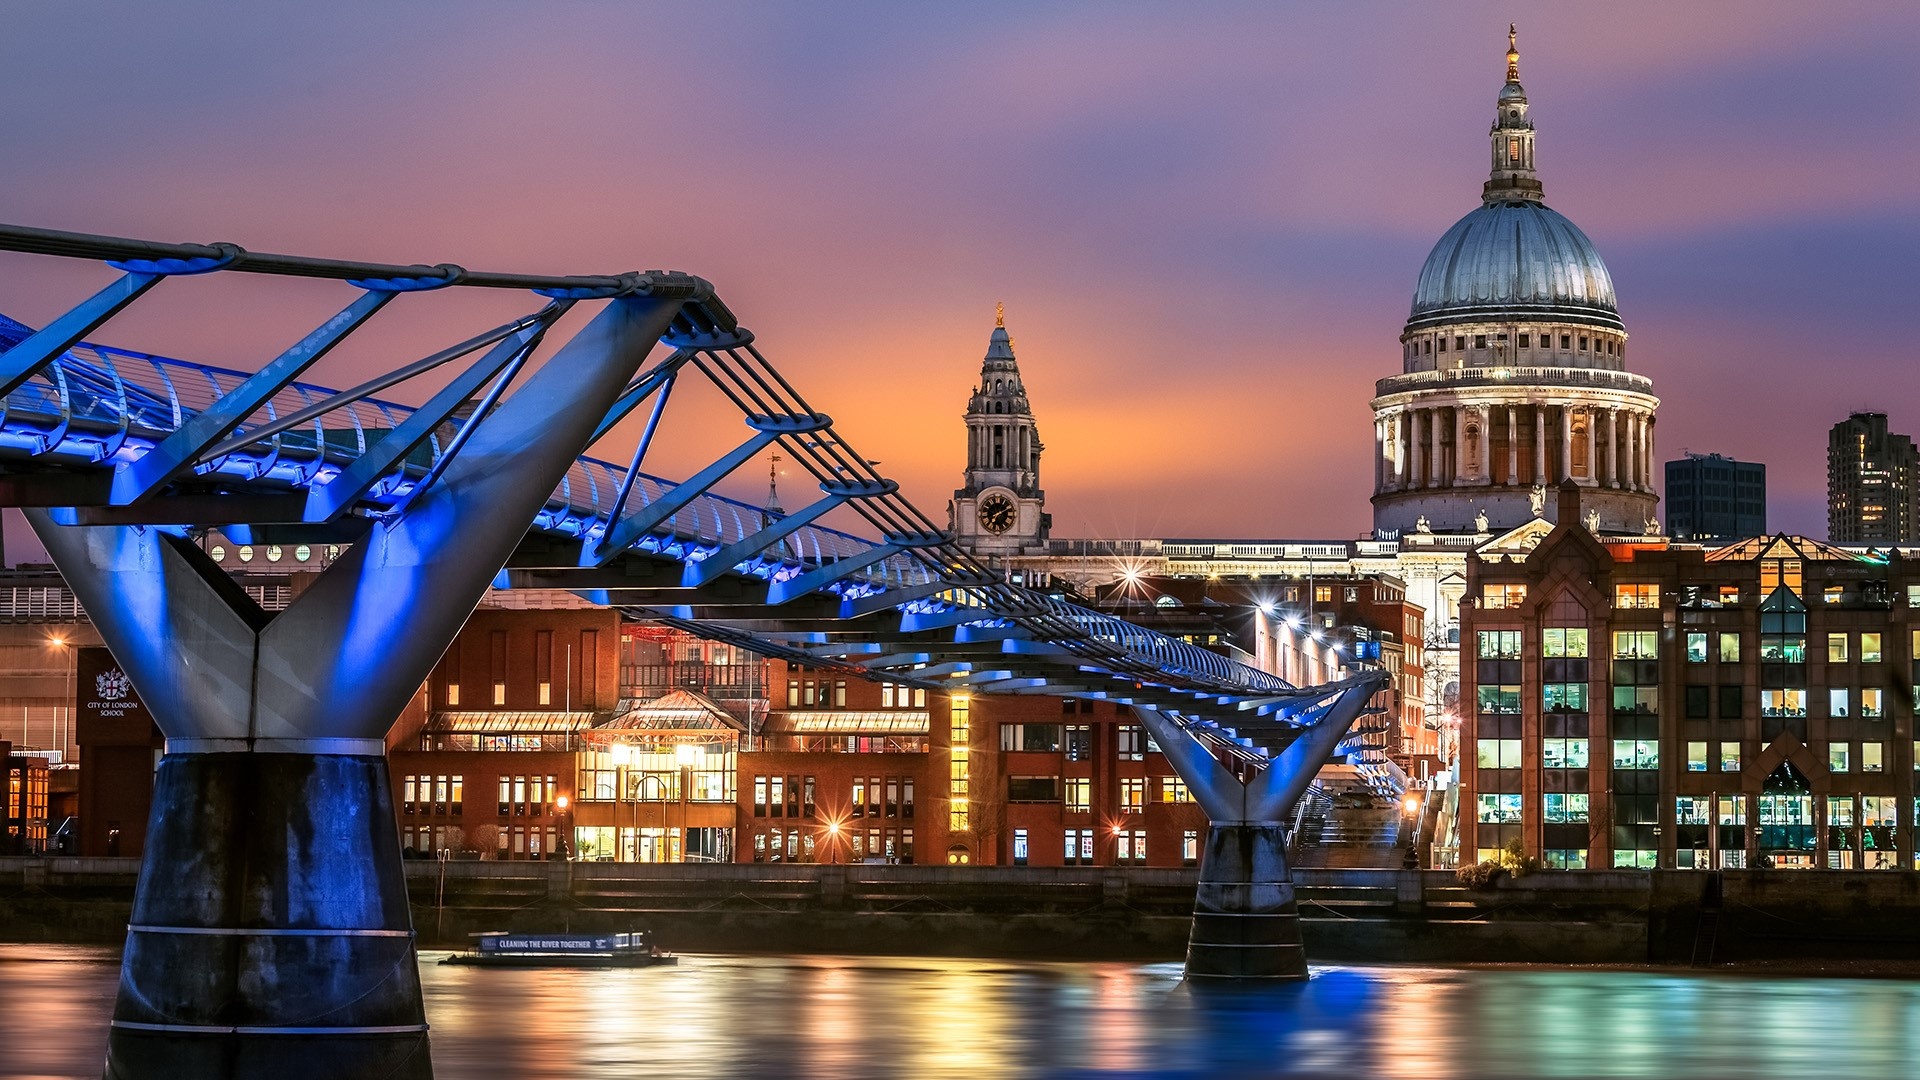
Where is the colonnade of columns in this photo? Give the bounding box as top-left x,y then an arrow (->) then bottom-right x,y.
1373,402 -> 1653,496
969,418 -> 1037,479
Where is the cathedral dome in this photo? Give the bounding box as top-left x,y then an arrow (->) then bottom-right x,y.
1407,200 -> 1621,333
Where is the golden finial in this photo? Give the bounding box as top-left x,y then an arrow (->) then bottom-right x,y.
995,300 -> 1005,328
1506,24 -> 1520,82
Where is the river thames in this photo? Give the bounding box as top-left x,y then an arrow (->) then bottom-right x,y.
4,945 -> 1919,1078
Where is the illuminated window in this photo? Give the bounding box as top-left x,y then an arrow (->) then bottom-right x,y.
1182,830 -> 1199,866
1476,739 -> 1522,769
1830,688 -> 1849,717
1761,688 -> 1806,717
1719,586 -> 1741,606
1543,793 -> 1588,823
1686,633 -> 1708,662
1863,688 -> 1884,718
1541,738 -> 1587,769
1508,136 -> 1520,163
492,682 -> 506,706
1830,743 -> 1851,773
1721,742 -> 1742,771
1614,584 -> 1661,610
1611,740 -> 1659,769
1829,633 -> 1850,663
1862,633 -> 1882,663
1476,794 -> 1523,823
1863,741 -> 1884,773
1760,559 -> 1802,597
1719,633 -> 1741,662
538,682 -> 551,706
1481,585 -> 1527,610
1612,631 -> 1658,659
1116,725 -> 1146,761
1687,742 -> 1708,772
1120,778 -> 1145,812
1161,777 -> 1191,803
1064,777 -> 1091,814
948,696 -> 970,835
446,683 -> 460,706
209,545 -> 226,562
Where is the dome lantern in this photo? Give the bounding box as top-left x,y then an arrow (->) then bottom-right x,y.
1485,24 -> 1542,205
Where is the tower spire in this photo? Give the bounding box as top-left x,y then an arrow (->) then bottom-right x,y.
1484,24 -> 1542,204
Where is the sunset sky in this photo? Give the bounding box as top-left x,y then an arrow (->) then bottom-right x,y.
1,2 -> 1914,553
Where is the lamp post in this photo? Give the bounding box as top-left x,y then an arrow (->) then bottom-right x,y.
555,794 -> 572,860
675,742 -> 700,863
48,635 -> 70,762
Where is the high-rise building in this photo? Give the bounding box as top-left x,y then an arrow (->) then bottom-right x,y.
1828,412 -> 1918,544
1370,27 -> 1659,538
1665,453 -> 1766,543
951,304 -> 1050,556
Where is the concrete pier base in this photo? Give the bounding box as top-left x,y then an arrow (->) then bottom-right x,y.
1185,824 -> 1307,981
104,752 -> 430,1080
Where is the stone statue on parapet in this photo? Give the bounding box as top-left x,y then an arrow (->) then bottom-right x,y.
1529,485 -> 1546,517
1585,509 -> 1600,533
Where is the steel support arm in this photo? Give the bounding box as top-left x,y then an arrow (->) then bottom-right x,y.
0,270 -> 164,398
682,479 -> 896,588
111,290 -> 394,503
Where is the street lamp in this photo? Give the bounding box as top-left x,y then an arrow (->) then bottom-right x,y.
675,743 -> 701,862
47,636 -> 70,761
555,794 -> 572,860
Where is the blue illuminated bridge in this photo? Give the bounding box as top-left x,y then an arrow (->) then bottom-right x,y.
0,224 -> 1386,1080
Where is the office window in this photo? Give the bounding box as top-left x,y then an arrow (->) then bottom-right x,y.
1543,628 -> 1589,657
1862,633 -> 1883,663
1686,633 -> 1708,663
1161,777 -> 1191,803
1718,684 -> 1742,719
1120,778 -> 1145,812
1863,688 -> 1884,718
1615,584 -> 1661,610
1477,794 -> 1524,823
1000,724 -> 1065,753
1824,586 -> 1844,605
1685,686 -> 1710,719
492,682 -> 506,706
1830,688 -> 1850,718
1545,849 -> 1588,870
1476,739 -> 1522,769
1116,725 -> 1146,761
1007,776 -> 1060,803
1012,828 -> 1029,866
446,683 -> 460,706
1830,743 -> 1851,773
1542,738 -> 1589,769
1064,778 -> 1091,814
1543,793 -> 1588,823
1481,585 -> 1527,610
1863,742 -> 1884,773
850,778 -> 863,818
1686,742 -> 1708,772
1065,725 -> 1092,762
1477,630 -> 1522,658
1612,631 -> 1658,659
1718,633 -> 1741,662
1182,830 -> 1199,866
1828,633 -> 1849,663
1612,740 -> 1658,769
1117,830 -> 1147,863
1720,742 -> 1742,771
1761,688 -> 1807,717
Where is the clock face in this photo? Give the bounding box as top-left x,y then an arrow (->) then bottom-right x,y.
979,494 -> 1017,534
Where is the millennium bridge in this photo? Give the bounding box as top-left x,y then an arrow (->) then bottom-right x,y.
0,224 -> 1385,1079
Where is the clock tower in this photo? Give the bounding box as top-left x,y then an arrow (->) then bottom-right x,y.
952,304 -> 1050,557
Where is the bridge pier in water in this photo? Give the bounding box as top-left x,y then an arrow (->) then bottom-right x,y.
26,296 -> 684,1079
1136,681 -> 1378,981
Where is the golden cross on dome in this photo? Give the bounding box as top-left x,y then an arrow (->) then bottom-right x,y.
1506,24 -> 1520,82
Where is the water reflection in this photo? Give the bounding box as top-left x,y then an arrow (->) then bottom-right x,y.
11,946 -> 1920,1078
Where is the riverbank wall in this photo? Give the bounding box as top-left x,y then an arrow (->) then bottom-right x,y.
5,858 -> 1920,966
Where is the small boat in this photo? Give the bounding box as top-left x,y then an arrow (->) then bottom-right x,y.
440,931 -> 678,968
